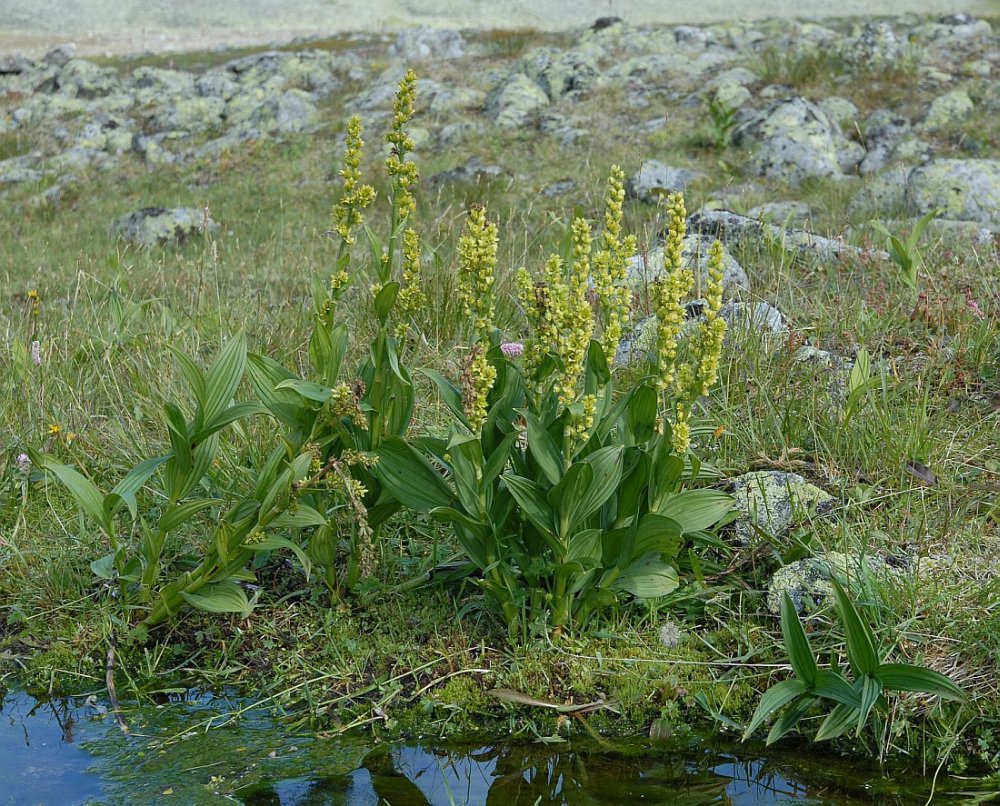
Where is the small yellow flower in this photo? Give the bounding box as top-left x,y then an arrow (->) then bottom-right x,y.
48,423 -> 62,437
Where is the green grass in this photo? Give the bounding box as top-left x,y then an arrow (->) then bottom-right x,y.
1,16 -> 999,772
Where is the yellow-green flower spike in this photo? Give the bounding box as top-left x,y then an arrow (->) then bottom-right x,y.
396,227 -> 427,339
654,192 -> 692,392
593,166 -> 636,361
458,206 -> 499,342
332,115 -> 376,246
386,69 -> 419,222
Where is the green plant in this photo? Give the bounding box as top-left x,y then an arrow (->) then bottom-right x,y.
374,184 -> 735,641
706,96 -> 738,150
744,580 -> 965,745
869,209 -> 938,290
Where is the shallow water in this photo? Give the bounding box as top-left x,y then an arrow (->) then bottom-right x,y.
2,688 -> 997,805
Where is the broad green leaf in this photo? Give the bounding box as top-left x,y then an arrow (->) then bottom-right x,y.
274,379 -> 333,404
743,678 -> 808,740
269,504 -> 328,529
548,461 -> 593,537
374,437 -> 454,513
812,669 -> 861,708
158,498 -> 220,534
483,431 -> 519,486
166,345 -> 207,412
648,451 -> 684,512
567,529 -> 602,565
247,353 -> 307,428
521,410 -> 562,486
163,402 -> 192,471
656,489 -> 734,533
832,579 -> 880,677
625,384 -> 657,444
204,333 -> 247,422
447,433 -> 487,518
781,592 -> 817,687
196,402 -> 266,440
180,581 -> 251,615
106,455 -> 169,519
611,552 -> 679,599
584,339 -> 611,388
877,663 -> 966,702
856,675 -> 883,734
550,446 -> 623,533
766,695 -> 817,745
42,458 -> 111,534
503,474 -> 557,540
246,534 -> 311,580
90,553 -> 117,580
814,702 -> 860,742
373,281 -> 400,324
633,514 -> 683,558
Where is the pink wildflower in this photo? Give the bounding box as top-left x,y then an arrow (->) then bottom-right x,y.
500,342 -> 524,358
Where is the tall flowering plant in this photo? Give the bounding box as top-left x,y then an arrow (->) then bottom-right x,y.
375,173 -> 735,640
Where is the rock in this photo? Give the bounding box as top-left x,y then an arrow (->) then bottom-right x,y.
131,134 -> 176,166
720,300 -> 787,341
438,120 -> 483,145
484,73 -> 549,129
624,234 -> 749,297
767,552 -> 897,615
221,50 -> 338,96
196,72 -> 240,100
920,89 -> 974,131
348,66 -> 408,112
911,16 -> 993,45
73,113 -> 133,153
729,471 -> 835,546
0,55 -> 34,75
428,158 -> 506,186
55,59 -> 119,99
227,88 -> 318,135
153,95 -> 226,133
128,66 -> 197,104
793,346 -> 854,404
542,179 -> 576,197
520,45 -> 604,101
0,167 -> 44,184
906,159 -> 1000,230
734,97 -> 860,184
539,111 -> 588,145
43,44 -> 76,68
391,27 -> 465,61
794,345 -> 852,371
626,159 -> 706,202
424,82 -> 486,114
688,209 -> 887,262
614,314 -> 657,366
858,109 -> 913,175
114,207 -> 215,246
745,200 -> 812,226
816,96 -> 859,127
842,21 -> 904,68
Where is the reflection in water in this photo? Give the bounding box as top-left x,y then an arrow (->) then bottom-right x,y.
1,689 -> 995,806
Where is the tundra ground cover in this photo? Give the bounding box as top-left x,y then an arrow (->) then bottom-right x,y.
1,14 -> 998,775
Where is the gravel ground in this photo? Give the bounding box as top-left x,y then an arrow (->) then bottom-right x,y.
0,0 -> 994,57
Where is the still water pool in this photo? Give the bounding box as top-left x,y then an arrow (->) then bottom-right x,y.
2,688 -> 997,805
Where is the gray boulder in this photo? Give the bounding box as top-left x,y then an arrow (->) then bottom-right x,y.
919,89 -> 974,132
128,66 -> 197,105
153,96 -> 226,134
745,201 -> 812,226
734,97 -> 861,184
729,471 -> 835,546
520,45 -> 604,101
485,73 -> 549,129
624,234 -> 749,297
114,207 -> 215,246
54,59 -> 119,99
391,27 -> 465,61
842,21 -> 904,68
626,159 -> 706,202
906,159 -> 1000,230
767,552 -> 898,615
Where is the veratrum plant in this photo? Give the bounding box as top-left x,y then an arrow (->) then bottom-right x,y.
247,70 -> 424,595
375,181 -> 735,641
744,581 -> 965,745
869,209 -> 938,290
36,335 -> 320,625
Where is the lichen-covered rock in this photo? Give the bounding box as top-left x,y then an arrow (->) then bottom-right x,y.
54,59 -> 120,99
910,15 -> 993,45
720,301 -> 787,341
817,96 -> 859,127
687,209 -> 887,263
391,27 -> 465,62
423,81 -> 486,114
624,234 -> 749,297
858,109 -> 913,175
614,314 -> 657,366
626,160 -> 706,202
221,50 -> 338,96
153,96 -> 226,134
906,159 -> 1000,230
794,346 -> 852,371
227,88 -> 318,135
114,207 -> 216,246
519,45 -> 605,101
484,73 -> 549,129
734,97 -> 859,184
920,89 -> 974,131
842,21 -> 904,68
128,66 -> 197,105
729,471 -> 835,546
767,552 -> 897,615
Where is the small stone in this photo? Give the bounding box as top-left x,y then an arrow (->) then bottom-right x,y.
114,207 -> 217,246
484,73 -> 549,129
626,159 -> 706,202
729,471 -> 835,546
